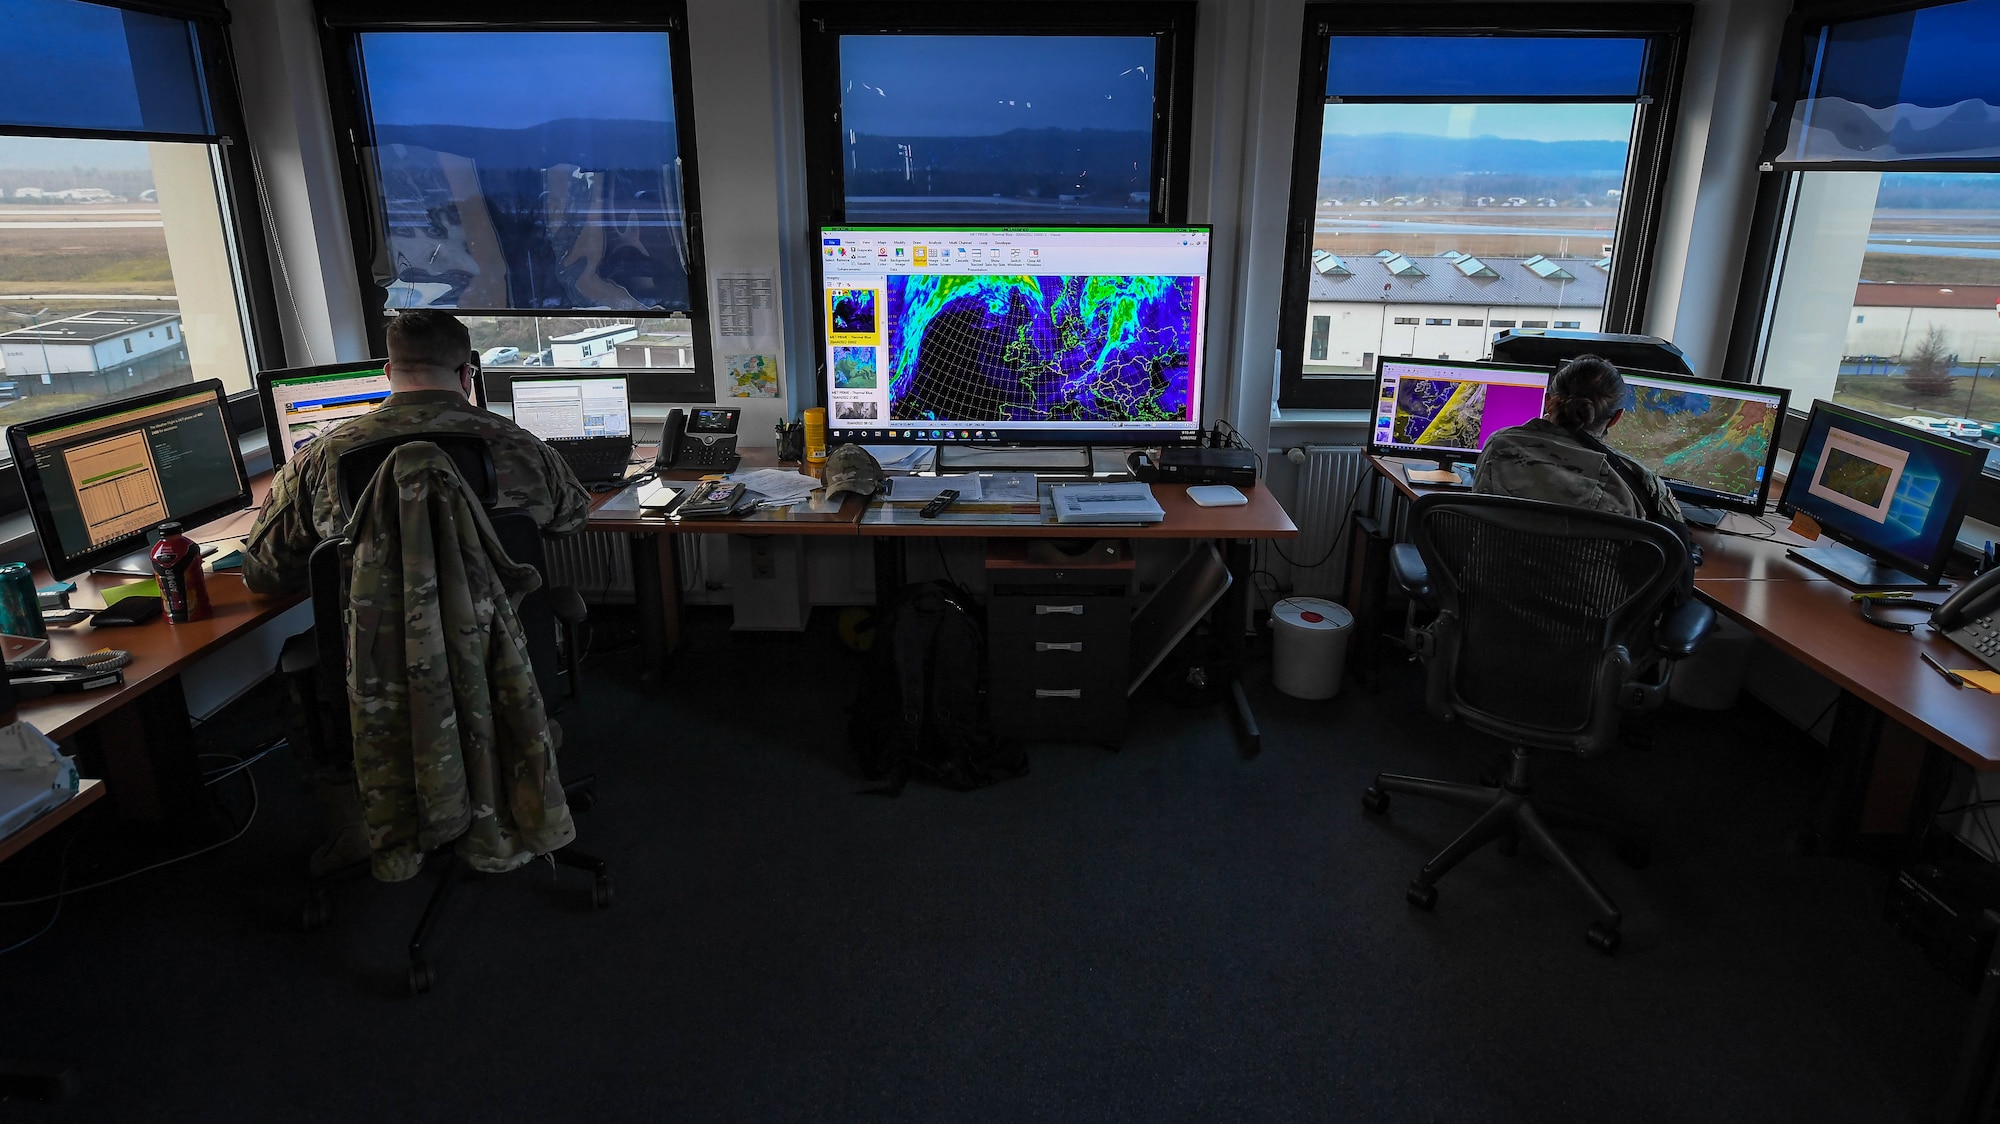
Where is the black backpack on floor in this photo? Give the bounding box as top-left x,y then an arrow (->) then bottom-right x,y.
848,582 -> 1027,794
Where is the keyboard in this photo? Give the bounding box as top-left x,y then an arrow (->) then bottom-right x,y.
555,438 -> 635,484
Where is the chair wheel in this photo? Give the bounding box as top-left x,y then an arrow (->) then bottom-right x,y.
1361,787 -> 1390,815
1586,921 -> 1621,956
1405,880 -> 1437,911
592,876 -> 614,909
300,891 -> 331,931
408,960 -> 434,995
1616,841 -> 1652,869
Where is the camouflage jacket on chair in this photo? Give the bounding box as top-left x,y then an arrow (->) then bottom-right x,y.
1474,418 -> 1686,527
343,442 -> 575,882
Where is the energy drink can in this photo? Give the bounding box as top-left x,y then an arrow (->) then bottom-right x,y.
150,522 -> 212,623
0,562 -> 42,638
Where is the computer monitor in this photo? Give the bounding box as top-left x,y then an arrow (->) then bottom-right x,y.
508,374 -> 632,440
1602,371 -> 1791,517
1368,356 -> 1553,464
817,224 -> 1210,446
257,358 -> 488,466
1776,400 -> 1986,588
9,380 -> 252,580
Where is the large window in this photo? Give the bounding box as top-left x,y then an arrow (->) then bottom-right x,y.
0,0 -> 271,446
320,3 -> 710,401
798,3 -> 1199,227
1276,6 -> 1689,410
1741,0 -> 2000,478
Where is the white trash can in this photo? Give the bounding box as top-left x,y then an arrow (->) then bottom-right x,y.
1272,597 -> 1354,700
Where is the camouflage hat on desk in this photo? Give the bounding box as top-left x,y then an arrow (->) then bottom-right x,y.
823,443 -> 884,500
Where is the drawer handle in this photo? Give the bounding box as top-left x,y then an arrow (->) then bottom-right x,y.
1035,604 -> 1084,615
1035,641 -> 1083,652
1035,688 -> 1082,699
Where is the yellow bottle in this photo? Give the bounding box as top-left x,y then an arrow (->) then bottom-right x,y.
803,407 -> 829,479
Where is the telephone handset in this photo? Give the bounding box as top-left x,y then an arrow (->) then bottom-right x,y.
654,407 -> 742,473
1934,567 -> 2000,671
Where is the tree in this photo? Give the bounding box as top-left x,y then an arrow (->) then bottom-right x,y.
1905,324 -> 1957,397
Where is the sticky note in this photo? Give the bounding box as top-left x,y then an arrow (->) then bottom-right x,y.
1954,670 -> 2000,694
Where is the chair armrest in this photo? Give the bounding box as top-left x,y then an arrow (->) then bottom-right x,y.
551,586 -> 588,626
1654,599 -> 1714,660
1389,544 -> 1434,607
279,629 -> 318,675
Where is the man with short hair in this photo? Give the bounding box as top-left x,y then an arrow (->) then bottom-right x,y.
243,310 -> 590,594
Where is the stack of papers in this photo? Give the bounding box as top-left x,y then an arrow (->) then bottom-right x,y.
1050,482 -> 1164,525
885,475 -> 982,502
726,468 -> 822,508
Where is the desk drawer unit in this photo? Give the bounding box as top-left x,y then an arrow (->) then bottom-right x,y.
985,541 -> 1133,745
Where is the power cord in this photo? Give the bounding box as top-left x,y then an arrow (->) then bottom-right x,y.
1271,466 -> 1372,572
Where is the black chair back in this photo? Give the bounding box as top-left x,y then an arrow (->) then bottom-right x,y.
1408,493 -> 1686,754
334,432 -> 497,520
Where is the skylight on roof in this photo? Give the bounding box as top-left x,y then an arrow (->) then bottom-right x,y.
1594,256 -> 1612,271
1312,249 -> 1351,276
1522,255 -> 1575,281
1375,249 -> 1400,260
1440,251 -> 1468,262
1381,254 -> 1425,278
1452,255 -> 1498,279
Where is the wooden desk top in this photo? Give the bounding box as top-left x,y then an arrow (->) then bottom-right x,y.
855,480 -> 1298,539
0,777 -> 102,864
585,446 -> 866,536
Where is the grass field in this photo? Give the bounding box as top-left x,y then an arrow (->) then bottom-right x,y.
1833,374 -> 2000,429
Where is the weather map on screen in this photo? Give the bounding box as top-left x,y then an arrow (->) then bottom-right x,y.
820,226 -> 1210,444
1604,372 -> 1789,509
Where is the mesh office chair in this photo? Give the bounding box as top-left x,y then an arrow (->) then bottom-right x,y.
1361,493 -> 1714,955
287,433 -> 606,994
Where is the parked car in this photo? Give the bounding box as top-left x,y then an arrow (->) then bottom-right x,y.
1895,415 -> 1955,437
1936,417 -> 1986,440
480,346 -> 521,366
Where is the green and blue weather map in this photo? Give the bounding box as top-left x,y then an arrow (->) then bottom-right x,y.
886,274 -> 1198,424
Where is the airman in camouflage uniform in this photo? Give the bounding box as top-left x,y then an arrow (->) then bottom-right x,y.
344,442 -> 574,881
1475,416 -> 1687,527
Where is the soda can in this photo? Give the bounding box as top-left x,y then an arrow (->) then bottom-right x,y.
0,561 -> 45,638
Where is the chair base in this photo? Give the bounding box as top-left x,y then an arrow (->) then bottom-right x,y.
302,776 -> 611,994
1363,747 -> 1647,955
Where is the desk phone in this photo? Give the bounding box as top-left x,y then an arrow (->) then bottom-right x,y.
1935,567 -> 2000,671
657,408 -> 741,472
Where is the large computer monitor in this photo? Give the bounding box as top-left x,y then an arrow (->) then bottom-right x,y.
1603,371 -> 1791,516
1776,400 -> 1986,588
1368,356 -> 1553,464
257,358 -> 488,466
9,380 -> 252,580
508,374 -> 632,439
817,225 -> 1210,446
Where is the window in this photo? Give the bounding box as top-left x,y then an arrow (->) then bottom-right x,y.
1394,317 -> 1419,325
1555,321 -> 1581,329
1276,5 -> 1689,408
0,0 -> 272,450
320,3 -> 710,401
1739,0 -> 2000,480
1521,320 -> 1550,329
1309,315 -> 1331,361
798,3 -> 1199,226
1424,318 -> 1450,326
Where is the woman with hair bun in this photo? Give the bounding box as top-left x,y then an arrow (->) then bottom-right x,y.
1474,354 -> 1689,534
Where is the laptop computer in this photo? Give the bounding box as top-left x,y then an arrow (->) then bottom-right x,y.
509,374 -> 636,485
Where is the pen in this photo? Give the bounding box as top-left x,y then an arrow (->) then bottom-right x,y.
1922,651 -> 1965,689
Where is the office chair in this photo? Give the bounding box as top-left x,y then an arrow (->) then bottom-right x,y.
285,433 -> 606,995
1361,493 -> 1713,955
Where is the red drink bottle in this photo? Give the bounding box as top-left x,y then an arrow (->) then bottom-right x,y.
150,522 -> 212,623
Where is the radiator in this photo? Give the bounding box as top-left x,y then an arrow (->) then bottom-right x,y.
543,529 -> 636,603
1269,444 -> 1370,599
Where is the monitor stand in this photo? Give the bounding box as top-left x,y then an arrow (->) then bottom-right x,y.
1679,503 -> 1726,529
1786,540 -> 1934,590
90,545 -> 157,578
937,445 -> 1101,479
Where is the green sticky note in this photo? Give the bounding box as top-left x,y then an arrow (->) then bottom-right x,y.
102,579 -> 161,606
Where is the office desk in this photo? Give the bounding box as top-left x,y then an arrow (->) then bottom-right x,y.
859,481 -> 1299,753
0,778 -> 103,865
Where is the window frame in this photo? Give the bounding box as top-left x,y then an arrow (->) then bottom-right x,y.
1275,3 -> 1691,411
1723,0 -> 2000,528
0,0 -> 283,518
316,0 -> 715,404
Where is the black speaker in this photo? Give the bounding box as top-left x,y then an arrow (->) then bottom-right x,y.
1491,329 -> 1694,376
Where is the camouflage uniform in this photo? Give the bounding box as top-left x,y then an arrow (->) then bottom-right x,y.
243,390 -> 590,595
1474,418 -> 1687,527
342,442 -> 575,881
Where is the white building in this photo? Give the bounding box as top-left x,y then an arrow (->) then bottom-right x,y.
550,323 -> 640,367
1845,283 -> 2000,363
1302,252 -> 1607,371
0,311 -> 184,376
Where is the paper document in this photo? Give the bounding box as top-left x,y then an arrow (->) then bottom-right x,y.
728,468 -> 822,503
886,475 -> 982,502
1050,482 -> 1164,524
980,473 -> 1039,503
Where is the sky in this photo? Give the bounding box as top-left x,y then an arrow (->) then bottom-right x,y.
840,35 -> 1155,137
0,135 -> 155,169
360,32 -> 676,128
1321,103 -> 1638,144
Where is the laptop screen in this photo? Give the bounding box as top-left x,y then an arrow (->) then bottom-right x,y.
510,376 -> 632,441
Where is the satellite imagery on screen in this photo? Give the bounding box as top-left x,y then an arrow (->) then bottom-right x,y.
885,274 -> 1197,423
1394,379 -> 1488,449
1614,388 -> 1776,498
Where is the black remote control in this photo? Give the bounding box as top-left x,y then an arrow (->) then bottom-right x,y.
919,489 -> 960,518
